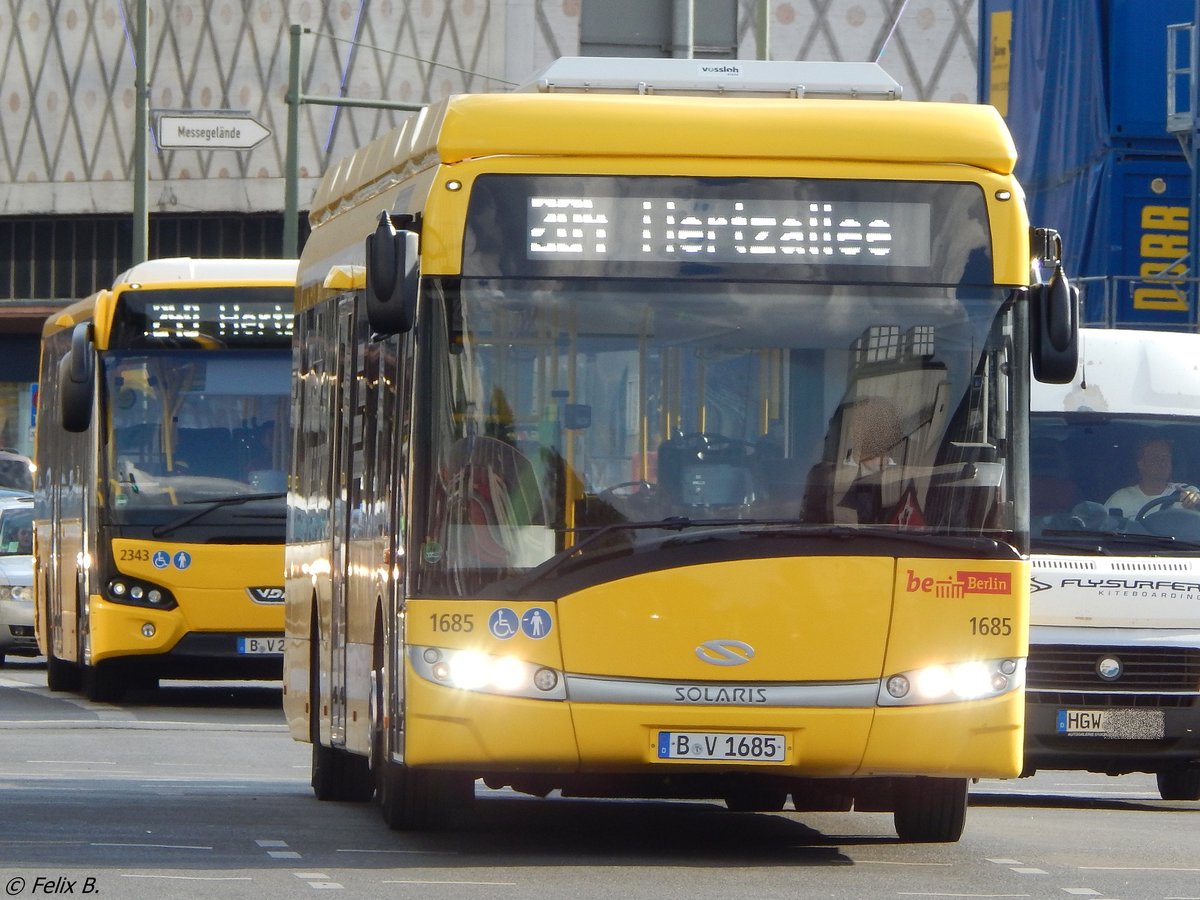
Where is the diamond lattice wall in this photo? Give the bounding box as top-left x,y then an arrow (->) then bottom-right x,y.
0,1 -> 976,216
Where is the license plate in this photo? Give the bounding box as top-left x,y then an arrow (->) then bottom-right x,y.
1056,708 -> 1165,739
657,731 -> 787,762
238,636 -> 285,655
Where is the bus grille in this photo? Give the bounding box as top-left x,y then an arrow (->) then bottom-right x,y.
1026,644 -> 1200,702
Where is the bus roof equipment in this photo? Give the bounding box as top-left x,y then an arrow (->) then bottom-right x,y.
515,56 -> 903,100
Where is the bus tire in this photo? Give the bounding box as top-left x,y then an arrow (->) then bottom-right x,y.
44,613 -> 82,693
1157,765 -> 1200,801
723,787 -> 788,812
892,777 -> 968,843
311,740 -> 373,802
83,661 -> 124,703
46,652 -> 81,692
379,762 -> 473,831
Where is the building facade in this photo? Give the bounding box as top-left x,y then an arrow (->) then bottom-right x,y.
0,0 -> 979,462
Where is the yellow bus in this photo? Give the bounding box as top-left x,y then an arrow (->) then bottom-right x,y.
284,58 -> 1077,841
34,257 -> 297,702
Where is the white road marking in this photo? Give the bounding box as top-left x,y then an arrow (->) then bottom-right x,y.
336,854 -> 460,859
856,860 -> 952,867
121,874 -> 251,881
382,881 -> 518,887
1080,866 -> 1200,873
91,841 -> 213,850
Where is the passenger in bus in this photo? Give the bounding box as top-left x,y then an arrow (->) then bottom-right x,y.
1104,437 -> 1200,517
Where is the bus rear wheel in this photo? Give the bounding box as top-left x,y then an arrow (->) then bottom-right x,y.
1157,764 -> 1200,801
892,777 -> 968,843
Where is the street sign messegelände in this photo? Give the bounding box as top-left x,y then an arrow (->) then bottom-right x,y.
156,114 -> 271,150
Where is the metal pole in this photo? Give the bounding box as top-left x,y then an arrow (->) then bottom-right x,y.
132,0 -> 149,264
757,0 -> 770,60
284,24 -> 302,259
672,0 -> 694,58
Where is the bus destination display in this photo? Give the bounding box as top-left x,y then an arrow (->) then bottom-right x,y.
527,196 -> 932,267
112,288 -> 294,347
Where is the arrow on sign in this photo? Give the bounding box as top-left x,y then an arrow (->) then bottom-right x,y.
156,114 -> 271,150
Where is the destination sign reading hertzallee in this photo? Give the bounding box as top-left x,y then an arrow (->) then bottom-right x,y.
111,288 -> 295,348
141,302 -> 293,340
464,175 -> 991,283
526,196 -> 931,266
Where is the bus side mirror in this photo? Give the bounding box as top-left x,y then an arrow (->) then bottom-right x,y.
365,211 -> 420,335
1030,265 -> 1079,384
60,322 -> 95,433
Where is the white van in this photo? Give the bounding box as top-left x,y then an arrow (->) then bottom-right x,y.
1028,327 -> 1200,800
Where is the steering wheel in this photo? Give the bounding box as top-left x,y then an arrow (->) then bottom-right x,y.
1135,491 -> 1183,522
599,480 -> 656,500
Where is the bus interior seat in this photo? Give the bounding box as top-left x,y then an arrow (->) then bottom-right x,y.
173,427 -> 237,478
658,433 -> 756,510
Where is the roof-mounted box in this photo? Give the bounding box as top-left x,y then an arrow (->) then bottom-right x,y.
515,57 -> 902,100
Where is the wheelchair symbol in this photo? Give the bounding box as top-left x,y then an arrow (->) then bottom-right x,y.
488,607 -> 519,640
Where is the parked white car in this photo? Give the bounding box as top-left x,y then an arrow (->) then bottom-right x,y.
0,499 -> 35,665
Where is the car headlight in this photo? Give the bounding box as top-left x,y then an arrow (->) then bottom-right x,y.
409,645 -> 565,700
0,584 -> 31,603
878,657 -> 1024,706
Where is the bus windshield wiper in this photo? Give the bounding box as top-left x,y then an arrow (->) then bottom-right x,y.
502,518 -> 1009,596
1037,528 -> 1200,551
500,516 -> 731,594
151,491 -> 286,538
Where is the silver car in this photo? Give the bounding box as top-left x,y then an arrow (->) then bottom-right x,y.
0,500 -> 35,665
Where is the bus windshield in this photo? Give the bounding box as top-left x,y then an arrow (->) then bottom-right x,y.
104,349 -> 290,521
415,277 -> 1017,596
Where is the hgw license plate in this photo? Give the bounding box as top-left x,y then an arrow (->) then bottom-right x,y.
1056,708 -> 1165,739
238,636 -> 285,655
657,731 -> 786,762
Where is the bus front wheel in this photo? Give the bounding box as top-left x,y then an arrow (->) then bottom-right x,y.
311,740 -> 373,802
378,761 -> 473,831
83,661 -> 124,704
892,777 -> 968,843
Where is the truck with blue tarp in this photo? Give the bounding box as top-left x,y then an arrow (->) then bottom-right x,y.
980,0 -> 1195,328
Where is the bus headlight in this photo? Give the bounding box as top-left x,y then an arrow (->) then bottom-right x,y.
877,657 -> 1025,706
105,576 -> 178,610
410,646 -> 566,701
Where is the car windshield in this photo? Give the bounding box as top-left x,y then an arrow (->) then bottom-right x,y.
0,506 -> 33,555
1031,413 -> 1200,549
